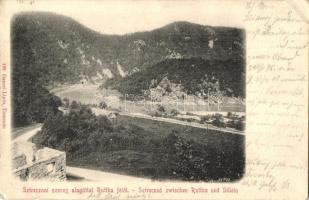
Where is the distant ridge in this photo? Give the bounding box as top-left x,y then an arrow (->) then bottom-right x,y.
12,12 -> 245,86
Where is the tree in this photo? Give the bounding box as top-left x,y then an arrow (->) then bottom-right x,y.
63,98 -> 70,108
157,105 -> 165,113
227,112 -> 233,118
212,114 -> 226,128
235,120 -> 245,131
99,101 -> 107,109
170,109 -> 179,116
70,100 -> 79,109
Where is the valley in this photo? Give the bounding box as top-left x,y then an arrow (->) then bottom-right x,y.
51,83 -> 245,133
12,12 -> 246,182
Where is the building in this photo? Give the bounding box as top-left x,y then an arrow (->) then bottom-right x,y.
12,141 -> 66,181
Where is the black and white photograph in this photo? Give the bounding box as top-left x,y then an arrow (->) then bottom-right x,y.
11,10 -> 245,182
2,0 -> 308,199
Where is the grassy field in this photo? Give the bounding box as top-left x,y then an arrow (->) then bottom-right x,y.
64,115 -> 245,182
115,115 -> 242,144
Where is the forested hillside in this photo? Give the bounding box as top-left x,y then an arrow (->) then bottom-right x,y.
12,12 -> 244,85
104,58 -> 245,99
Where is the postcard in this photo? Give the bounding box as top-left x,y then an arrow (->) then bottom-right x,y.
0,0 -> 308,199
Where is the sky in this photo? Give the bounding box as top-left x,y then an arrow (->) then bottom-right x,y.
4,0 -> 245,35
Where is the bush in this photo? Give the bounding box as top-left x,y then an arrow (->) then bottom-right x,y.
157,105 -> 165,113
70,100 -> 79,109
35,104 -> 114,151
99,101 -> 107,109
227,112 -> 232,118
186,112 -> 195,116
186,118 -> 196,123
154,111 -> 163,117
212,115 -> 226,128
170,109 -> 179,117
235,120 -> 245,131
200,115 -> 212,124
63,98 -> 70,108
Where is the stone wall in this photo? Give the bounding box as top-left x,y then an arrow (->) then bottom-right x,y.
12,154 -> 27,169
12,142 -> 66,181
13,152 -> 66,181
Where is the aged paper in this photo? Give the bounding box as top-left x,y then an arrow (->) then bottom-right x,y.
0,0 -> 308,199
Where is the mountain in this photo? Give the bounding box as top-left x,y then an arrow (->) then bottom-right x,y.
12,12 -> 245,127
12,12 -> 120,85
12,12 -> 245,87
104,58 -> 245,99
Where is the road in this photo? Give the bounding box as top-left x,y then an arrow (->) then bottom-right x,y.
91,108 -> 244,135
66,166 -> 150,182
120,112 -> 245,136
12,124 -> 42,142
